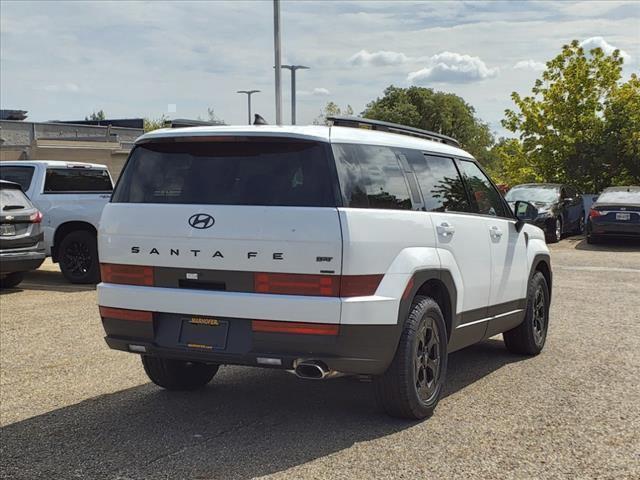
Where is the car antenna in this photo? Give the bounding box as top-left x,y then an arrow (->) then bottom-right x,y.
253,114 -> 268,125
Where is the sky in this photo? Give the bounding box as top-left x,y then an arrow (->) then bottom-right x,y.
1,0 -> 639,137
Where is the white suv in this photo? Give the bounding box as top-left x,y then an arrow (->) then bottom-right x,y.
97,117 -> 551,419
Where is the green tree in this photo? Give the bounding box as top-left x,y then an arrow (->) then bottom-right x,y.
85,110 -> 106,121
503,40 -> 638,192
486,138 -> 541,186
313,101 -> 354,125
362,86 -> 495,165
143,115 -> 168,132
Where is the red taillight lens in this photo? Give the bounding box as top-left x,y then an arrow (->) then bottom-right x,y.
252,320 -> 339,335
100,263 -> 154,286
340,275 -> 383,297
29,211 -> 43,223
254,272 -> 340,296
99,306 -> 153,322
253,273 -> 383,297
589,208 -> 602,218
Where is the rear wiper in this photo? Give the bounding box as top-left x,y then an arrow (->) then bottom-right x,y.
2,205 -> 25,211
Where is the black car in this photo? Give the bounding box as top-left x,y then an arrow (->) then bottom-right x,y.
0,180 -> 46,288
587,186 -> 640,244
505,183 -> 585,243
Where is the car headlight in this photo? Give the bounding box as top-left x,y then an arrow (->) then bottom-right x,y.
536,209 -> 553,218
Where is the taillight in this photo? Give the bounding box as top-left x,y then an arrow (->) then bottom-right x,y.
99,306 -> 153,322
29,211 -> 43,223
253,273 -> 383,297
589,208 -> 602,218
100,263 -> 154,286
252,320 -> 339,335
340,275 -> 383,297
254,273 -> 340,296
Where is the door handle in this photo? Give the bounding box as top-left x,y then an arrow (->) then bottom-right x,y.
437,222 -> 455,237
489,225 -> 503,238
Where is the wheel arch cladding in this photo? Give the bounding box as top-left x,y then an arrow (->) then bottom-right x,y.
52,221 -> 97,261
399,270 -> 456,342
531,254 -> 552,302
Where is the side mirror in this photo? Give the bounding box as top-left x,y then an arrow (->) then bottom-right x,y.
514,200 -> 538,232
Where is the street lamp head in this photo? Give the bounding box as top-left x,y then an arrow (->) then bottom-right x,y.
279,65 -> 310,71
237,90 -> 261,95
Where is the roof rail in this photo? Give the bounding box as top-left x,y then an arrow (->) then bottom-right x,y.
327,116 -> 460,147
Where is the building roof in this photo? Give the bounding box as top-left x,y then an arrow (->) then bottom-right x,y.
137,124 -> 474,159
0,110 -> 28,121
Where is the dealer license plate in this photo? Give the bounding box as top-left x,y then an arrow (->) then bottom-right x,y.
179,317 -> 229,350
616,213 -> 631,221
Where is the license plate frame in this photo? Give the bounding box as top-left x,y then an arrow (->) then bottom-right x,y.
178,317 -> 229,350
0,224 -> 16,236
616,212 -> 631,221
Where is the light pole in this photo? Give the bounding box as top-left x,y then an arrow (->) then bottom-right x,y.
281,65 -> 309,125
237,90 -> 260,125
273,0 -> 282,125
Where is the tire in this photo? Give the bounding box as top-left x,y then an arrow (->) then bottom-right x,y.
142,356 -> 219,390
58,230 -> 100,284
503,271 -> 550,355
374,296 -> 448,420
0,272 -> 24,289
547,217 -> 562,243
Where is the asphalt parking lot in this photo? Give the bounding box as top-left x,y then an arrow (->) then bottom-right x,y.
1,236 -> 639,480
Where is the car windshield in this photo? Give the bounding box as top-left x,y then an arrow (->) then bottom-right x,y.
505,187 -> 559,203
597,189 -> 640,204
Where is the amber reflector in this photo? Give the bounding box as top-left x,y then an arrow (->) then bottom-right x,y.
252,320 -> 339,335
99,306 -> 153,322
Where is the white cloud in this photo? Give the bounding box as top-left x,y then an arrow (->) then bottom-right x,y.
42,83 -> 81,93
349,49 -> 409,67
580,36 -> 631,61
513,60 -> 546,71
299,87 -> 331,96
408,52 -> 498,84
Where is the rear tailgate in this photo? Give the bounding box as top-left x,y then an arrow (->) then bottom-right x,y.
98,137 -> 343,323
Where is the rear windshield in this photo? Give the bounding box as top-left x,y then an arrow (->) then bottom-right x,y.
0,166 -> 35,191
597,189 -> 640,204
44,168 -> 112,193
112,139 -> 335,207
1,187 -> 33,211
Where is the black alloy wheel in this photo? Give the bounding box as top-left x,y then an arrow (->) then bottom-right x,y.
58,230 -> 100,284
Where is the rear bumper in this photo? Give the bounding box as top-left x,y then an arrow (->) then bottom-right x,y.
588,220 -> 640,238
102,314 -> 399,375
0,250 -> 45,274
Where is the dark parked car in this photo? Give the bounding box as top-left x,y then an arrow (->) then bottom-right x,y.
0,180 -> 46,288
587,186 -> 640,244
505,183 -> 585,243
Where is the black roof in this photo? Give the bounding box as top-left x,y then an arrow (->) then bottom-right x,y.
0,109 -> 28,121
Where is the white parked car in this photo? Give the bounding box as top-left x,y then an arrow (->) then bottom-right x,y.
97,117 -> 552,419
0,160 -> 113,283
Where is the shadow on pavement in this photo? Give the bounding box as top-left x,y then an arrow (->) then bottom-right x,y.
572,236 -> 640,252
0,339 -> 524,479
0,268 -> 95,295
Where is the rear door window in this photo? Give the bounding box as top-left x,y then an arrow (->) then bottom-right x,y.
0,166 -> 35,191
407,154 -> 472,213
456,160 -> 508,217
112,139 -> 335,206
44,168 -> 112,193
332,143 -> 412,210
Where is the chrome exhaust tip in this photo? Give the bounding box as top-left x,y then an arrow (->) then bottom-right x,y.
294,361 -> 327,380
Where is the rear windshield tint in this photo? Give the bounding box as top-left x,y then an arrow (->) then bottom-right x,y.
44,168 -> 112,193
1,187 -> 33,210
597,189 -> 640,204
0,166 -> 35,191
112,139 -> 336,207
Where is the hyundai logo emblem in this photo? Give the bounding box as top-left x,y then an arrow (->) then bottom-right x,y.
188,213 -> 215,229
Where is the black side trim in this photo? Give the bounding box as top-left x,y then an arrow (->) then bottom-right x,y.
530,253 -> 552,301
